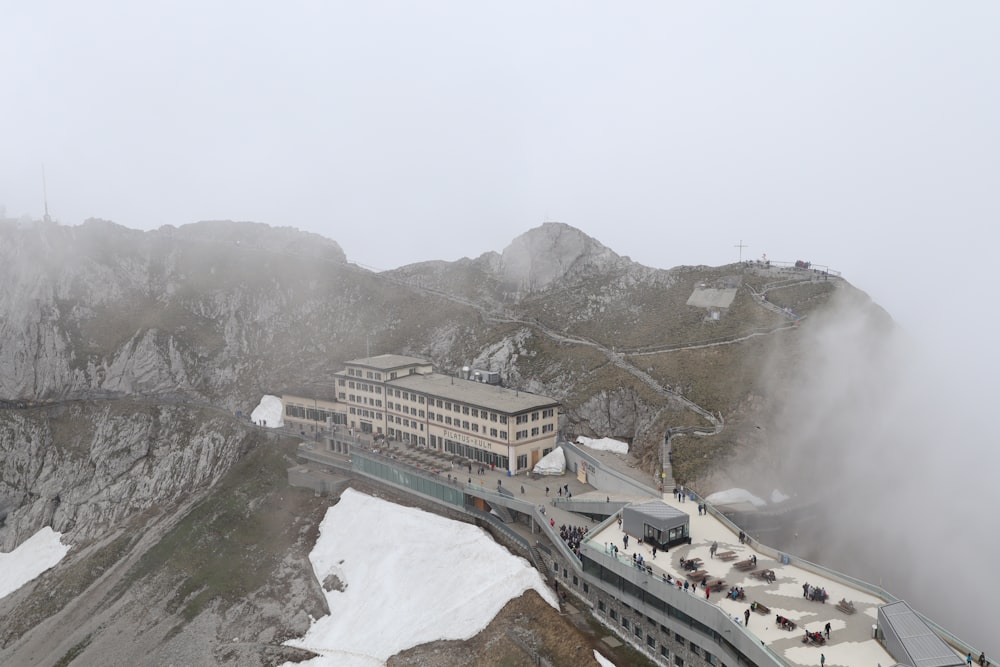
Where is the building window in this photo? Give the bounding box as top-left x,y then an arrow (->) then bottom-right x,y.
598,600 -> 606,612
445,417 -> 452,425
490,428 -> 498,437
673,657 -> 684,667
610,609 -> 617,621
500,416 -> 507,424
660,645 -> 669,658
634,625 -> 642,638
500,431 -> 507,439
531,427 -> 539,436
490,413 -> 497,422
471,424 -> 479,433
531,412 -> 539,421
471,408 -> 478,417
542,424 -> 553,433
622,618 -> 629,630
462,420 -> 469,429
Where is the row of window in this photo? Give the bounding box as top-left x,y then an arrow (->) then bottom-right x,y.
389,416 -> 424,430
387,403 -> 424,417
514,424 -> 554,440
343,379 -> 382,393
599,602 -> 721,666
346,368 -> 383,380
386,428 -> 426,445
348,407 -> 382,420
347,394 -> 383,408
285,405 -> 338,423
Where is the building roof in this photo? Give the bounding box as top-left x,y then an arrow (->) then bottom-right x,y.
626,500 -> 689,523
387,372 -> 559,414
879,601 -> 964,667
346,354 -> 429,371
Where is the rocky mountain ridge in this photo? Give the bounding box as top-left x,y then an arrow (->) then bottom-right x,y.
0,216 -> 889,665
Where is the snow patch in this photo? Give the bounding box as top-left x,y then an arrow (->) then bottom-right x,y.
705,488 -> 767,508
0,527 -> 70,599
576,436 -> 628,455
250,394 -> 284,427
282,488 -> 557,667
594,650 -> 618,666
532,446 -> 566,475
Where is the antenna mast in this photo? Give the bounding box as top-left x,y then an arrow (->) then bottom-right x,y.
42,165 -> 51,223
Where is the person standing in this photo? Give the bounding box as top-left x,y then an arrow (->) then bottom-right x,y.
545,486 -> 549,496
820,654 -> 825,667
744,608 -> 750,626
824,622 -> 831,639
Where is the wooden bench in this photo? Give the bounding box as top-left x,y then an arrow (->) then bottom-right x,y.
837,599 -> 857,614
706,578 -> 727,592
716,550 -> 738,561
750,601 -> 770,615
775,614 -> 797,631
750,569 -> 776,583
733,559 -> 755,571
680,557 -> 703,571
686,569 -> 708,580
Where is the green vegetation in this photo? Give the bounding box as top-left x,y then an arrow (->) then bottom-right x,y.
53,634 -> 92,667
125,436 -> 324,624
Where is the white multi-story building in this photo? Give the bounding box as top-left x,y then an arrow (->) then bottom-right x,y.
284,354 -> 561,474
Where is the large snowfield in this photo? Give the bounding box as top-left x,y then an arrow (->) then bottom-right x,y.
282,488 -> 559,667
0,527 -> 70,600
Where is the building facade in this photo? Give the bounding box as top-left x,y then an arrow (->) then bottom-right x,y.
283,354 -> 561,474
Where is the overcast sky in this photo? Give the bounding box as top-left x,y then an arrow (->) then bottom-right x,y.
3,2 -> 998,343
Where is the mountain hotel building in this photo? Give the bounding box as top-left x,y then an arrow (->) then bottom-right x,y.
282,354 -> 561,474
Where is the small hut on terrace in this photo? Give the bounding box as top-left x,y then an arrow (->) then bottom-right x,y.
622,500 -> 690,549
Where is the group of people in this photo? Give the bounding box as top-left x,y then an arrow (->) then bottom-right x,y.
672,485 -> 688,502
803,630 -> 826,645
803,582 -> 828,602
680,557 -> 700,571
775,614 -> 795,630
558,524 -> 588,555
968,652 -> 990,666
728,586 -> 745,601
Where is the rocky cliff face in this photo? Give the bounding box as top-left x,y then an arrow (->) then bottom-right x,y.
0,401 -> 248,552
